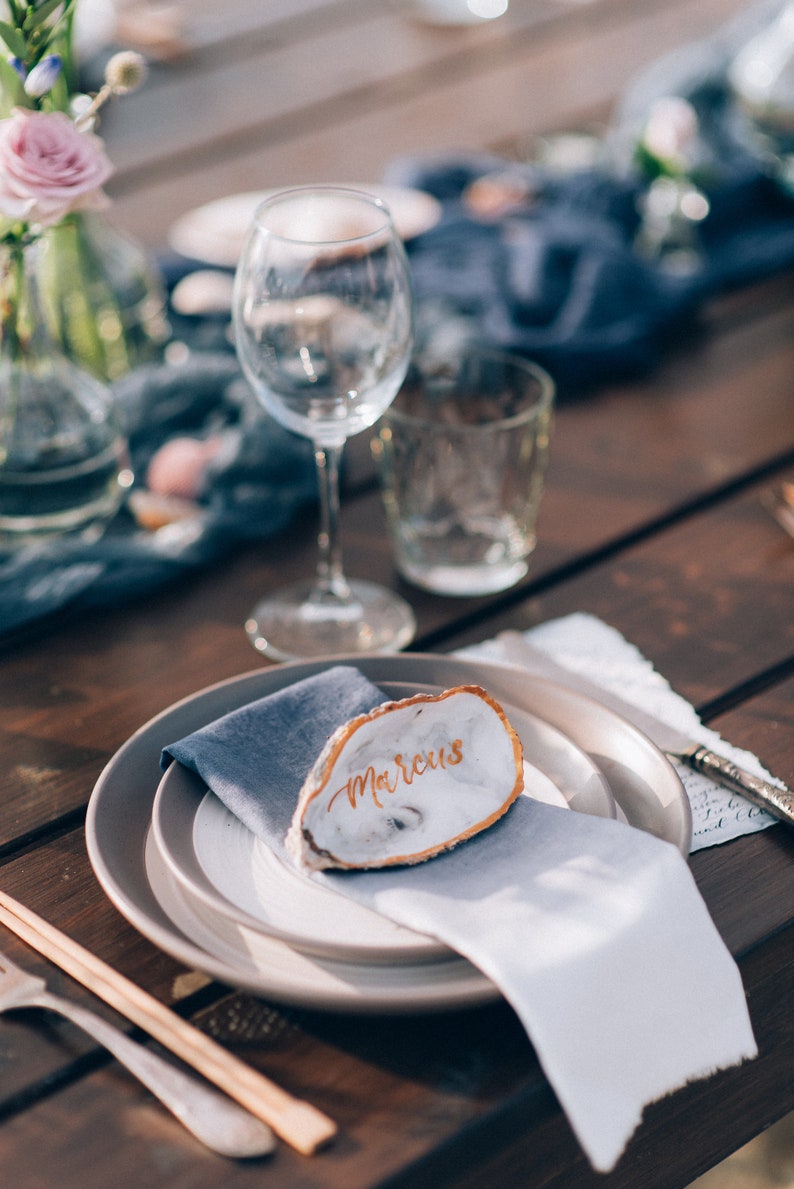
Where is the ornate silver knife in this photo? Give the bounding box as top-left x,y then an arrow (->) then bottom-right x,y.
497,632 -> 794,827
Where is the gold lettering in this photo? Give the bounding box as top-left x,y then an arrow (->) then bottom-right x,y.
376,770 -> 399,795
328,739 -> 465,812
328,765 -> 380,811
394,753 -> 412,784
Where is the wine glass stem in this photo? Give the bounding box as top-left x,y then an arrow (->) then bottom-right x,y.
314,442 -> 350,601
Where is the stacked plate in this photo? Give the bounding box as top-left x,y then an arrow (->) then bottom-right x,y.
86,654 -> 691,1014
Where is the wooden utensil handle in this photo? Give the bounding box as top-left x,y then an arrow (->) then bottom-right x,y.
0,893 -> 336,1154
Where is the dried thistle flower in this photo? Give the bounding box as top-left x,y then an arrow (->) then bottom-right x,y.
104,51 -> 148,96
74,51 -> 148,129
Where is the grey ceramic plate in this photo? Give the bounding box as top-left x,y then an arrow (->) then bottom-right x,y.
86,653 -> 690,1013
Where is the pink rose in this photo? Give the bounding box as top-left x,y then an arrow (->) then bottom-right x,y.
0,108 -> 113,228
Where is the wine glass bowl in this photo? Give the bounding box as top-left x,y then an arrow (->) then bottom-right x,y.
233,186 -> 416,660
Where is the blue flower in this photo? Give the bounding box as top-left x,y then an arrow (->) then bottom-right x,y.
7,56 -> 27,81
24,54 -> 62,99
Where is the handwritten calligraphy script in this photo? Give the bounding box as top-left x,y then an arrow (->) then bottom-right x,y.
328,740 -> 464,811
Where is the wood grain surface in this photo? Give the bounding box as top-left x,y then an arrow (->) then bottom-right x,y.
0,1 -> 792,1185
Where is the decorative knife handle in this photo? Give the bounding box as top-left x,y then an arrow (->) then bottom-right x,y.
686,746 -> 794,826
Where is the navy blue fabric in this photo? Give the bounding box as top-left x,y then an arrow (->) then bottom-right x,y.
0,354 -> 317,638
386,148 -> 793,391
385,3 -> 794,390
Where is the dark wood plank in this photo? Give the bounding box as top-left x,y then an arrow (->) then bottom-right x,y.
103,0 -> 751,246
2,383 -> 792,848
403,921 -> 794,1189
0,833 -> 547,1187
0,821 -> 790,1189
439,478 -> 794,708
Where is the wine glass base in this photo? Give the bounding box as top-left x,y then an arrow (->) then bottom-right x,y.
245,579 -> 417,662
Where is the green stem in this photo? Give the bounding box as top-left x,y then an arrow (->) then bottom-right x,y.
0,239 -> 34,457
1,241 -> 29,361
39,217 -> 121,379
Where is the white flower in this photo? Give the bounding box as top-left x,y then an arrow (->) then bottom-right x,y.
641,97 -> 699,172
24,54 -> 63,99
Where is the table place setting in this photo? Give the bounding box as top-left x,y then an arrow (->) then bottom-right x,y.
167,184 -> 443,275
81,610 -> 787,1172
0,1 -> 791,1183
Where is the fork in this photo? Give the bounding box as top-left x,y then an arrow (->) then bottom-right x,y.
0,948 -> 275,1158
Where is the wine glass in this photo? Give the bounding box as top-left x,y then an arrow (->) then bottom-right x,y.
233,186 -> 417,661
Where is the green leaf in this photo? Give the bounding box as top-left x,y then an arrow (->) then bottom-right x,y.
46,68 -> 70,113
24,0 -> 66,28
0,55 -> 26,114
0,19 -> 28,59
634,143 -> 665,183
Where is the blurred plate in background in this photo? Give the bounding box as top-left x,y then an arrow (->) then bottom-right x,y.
168,184 -> 443,267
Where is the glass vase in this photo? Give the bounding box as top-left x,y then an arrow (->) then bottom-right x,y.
0,237 -> 132,546
37,212 -> 169,383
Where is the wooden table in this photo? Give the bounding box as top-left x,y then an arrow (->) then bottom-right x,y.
1,1 -> 792,1185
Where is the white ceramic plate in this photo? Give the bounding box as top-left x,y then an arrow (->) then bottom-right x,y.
151,680 -> 614,964
143,830 -> 496,1011
86,653 -> 690,1013
168,185 -> 443,267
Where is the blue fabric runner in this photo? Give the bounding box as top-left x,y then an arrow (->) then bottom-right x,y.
385,2 -> 794,388
0,355 -> 317,637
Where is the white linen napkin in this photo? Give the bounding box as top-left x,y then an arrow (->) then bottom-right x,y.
163,657 -> 758,1173
328,802 -> 756,1171
457,612 -> 778,849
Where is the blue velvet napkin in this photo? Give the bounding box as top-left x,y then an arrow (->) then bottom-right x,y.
161,664 -> 758,1173
163,667 -> 385,853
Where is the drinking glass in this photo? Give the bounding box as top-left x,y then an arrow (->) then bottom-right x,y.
233,186 -> 416,661
373,347 -> 554,595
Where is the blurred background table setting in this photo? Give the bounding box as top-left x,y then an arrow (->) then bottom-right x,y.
0,1 -> 792,1187
2,0 -> 794,636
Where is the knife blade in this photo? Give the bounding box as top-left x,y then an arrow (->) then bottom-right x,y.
497,631 -> 794,827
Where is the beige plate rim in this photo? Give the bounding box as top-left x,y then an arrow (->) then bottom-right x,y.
86,652 -> 690,1014
167,184 -> 443,267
